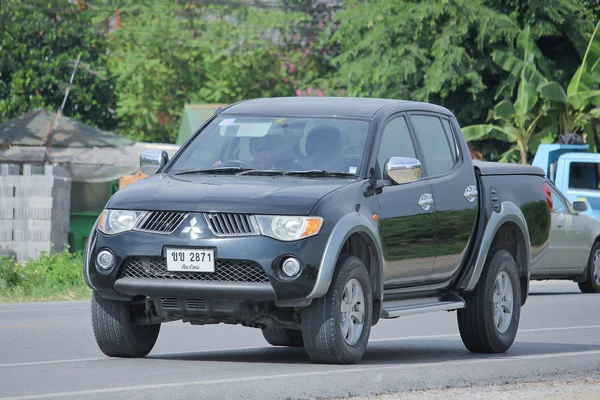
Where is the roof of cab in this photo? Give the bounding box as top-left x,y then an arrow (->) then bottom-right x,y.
220,97 -> 454,119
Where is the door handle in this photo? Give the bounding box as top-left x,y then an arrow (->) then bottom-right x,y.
557,215 -> 566,228
418,193 -> 434,211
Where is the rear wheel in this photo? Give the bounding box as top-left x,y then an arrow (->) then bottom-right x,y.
458,249 -> 521,353
301,255 -> 373,364
578,242 -> 600,293
261,327 -> 304,347
91,290 -> 160,358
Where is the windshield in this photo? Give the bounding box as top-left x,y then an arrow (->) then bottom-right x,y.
169,115 -> 370,175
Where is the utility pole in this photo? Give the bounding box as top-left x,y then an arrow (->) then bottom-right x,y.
44,52 -> 82,165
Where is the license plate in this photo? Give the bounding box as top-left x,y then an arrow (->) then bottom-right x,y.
165,248 -> 215,272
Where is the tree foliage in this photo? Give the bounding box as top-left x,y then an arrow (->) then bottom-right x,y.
1,0 -> 599,159
0,0 -> 117,131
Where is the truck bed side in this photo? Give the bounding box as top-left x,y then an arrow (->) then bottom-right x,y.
455,162 -> 551,302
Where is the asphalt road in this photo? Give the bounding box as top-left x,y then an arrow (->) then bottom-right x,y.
0,281 -> 599,400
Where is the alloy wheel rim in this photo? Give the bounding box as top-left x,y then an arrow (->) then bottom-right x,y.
493,271 -> 514,334
340,278 -> 365,345
593,250 -> 600,285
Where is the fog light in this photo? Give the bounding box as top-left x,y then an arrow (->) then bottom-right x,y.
282,257 -> 301,277
96,250 -> 115,271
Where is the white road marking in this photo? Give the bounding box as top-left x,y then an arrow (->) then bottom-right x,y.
0,358 -> 106,368
2,349 -> 600,400
1,324 -> 598,369
0,307 -> 88,313
370,324 -> 600,343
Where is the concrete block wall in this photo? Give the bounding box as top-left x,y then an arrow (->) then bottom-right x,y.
0,164 -> 71,262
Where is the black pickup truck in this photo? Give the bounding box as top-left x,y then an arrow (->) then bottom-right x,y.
84,97 -> 551,364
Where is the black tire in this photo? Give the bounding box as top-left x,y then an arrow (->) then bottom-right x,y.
458,249 -> 521,353
91,290 -> 160,358
261,327 -> 304,347
578,242 -> 600,293
301,255 -> 373,364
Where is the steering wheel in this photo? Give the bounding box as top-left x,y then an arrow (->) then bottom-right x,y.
218,159 -> 254,168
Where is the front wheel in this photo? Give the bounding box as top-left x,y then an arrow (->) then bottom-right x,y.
91,291 -> 160,358
301,255 -> 373,364
458,249 -> 521,353
578,242 -> 600,293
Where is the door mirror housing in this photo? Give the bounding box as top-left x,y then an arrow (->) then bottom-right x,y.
384,157 -> 421,185
140,150 -> 169,175
573,201 -> 588,212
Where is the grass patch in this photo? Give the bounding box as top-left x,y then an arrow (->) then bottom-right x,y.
0,250 -> 91,303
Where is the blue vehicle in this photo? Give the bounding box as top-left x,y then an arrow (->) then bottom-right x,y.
532,144 -> 600,221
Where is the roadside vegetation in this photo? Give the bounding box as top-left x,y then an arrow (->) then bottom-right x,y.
2,0 -> 600,162
0,251 -> 90,303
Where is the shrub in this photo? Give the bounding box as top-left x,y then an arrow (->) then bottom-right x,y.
0,250 -> 87,302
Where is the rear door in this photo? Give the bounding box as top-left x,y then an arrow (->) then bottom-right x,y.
375,114 -> 436,287
407,114 -> 478,283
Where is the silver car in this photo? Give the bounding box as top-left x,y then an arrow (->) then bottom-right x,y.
531,181 -> 600,293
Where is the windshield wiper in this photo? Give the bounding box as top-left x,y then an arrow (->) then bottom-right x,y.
236,169 -> 286,176
283,170 -> 359,178
173,167 -> 253,175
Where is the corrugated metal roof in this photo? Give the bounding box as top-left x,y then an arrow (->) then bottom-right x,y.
0,109 -> 133,148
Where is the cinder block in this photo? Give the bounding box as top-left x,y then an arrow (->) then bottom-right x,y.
0,198 -> 14,220
0,221 -> 12,241
0,164 -> 20,176
0,181 -> 14,197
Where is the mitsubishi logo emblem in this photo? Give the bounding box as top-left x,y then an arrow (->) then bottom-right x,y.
182,217 -> 202,239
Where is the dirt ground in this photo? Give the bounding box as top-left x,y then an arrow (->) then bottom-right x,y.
350,376 -> 600,400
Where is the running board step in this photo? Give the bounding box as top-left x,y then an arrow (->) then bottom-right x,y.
381,295 -> 465,319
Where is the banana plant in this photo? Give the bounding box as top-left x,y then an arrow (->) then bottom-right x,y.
462,73 -> 556,165
492,22 -> 600,141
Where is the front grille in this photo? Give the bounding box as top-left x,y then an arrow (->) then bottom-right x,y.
204,213 -> 258,236
136,211 -> 187,233
121,257 -> 269,283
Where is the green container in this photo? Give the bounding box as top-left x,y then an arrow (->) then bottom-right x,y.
69,212 -> 100,252
68,181 -> 119,252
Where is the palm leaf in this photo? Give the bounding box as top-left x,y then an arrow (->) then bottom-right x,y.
462,124 -> 514,142
499,147 -> 521,163
494,100 -> 516,119
514,78 -> 538,116
539,81 -> 568,103
529,123 -> 558,153
568,21 -> 600,100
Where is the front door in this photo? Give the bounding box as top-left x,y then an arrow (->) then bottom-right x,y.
548,185 -> 590,274
375,114 -> 436,287
408,114 -> 478,283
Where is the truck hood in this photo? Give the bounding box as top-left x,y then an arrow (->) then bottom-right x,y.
106,173 -> 356,215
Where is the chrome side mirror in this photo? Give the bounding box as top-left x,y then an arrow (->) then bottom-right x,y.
384,157 -> 421,185
140,150 -> 168,175
573,201 -> 588,212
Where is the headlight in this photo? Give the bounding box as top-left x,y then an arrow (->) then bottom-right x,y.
256,216 -> 323,241
97,209 -> 145,235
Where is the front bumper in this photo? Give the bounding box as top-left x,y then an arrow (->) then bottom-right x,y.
85,227 -> 328,302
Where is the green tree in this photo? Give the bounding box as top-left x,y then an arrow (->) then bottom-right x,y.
324,0 -> 594,130
0,0 -> 117,131
91,0 -> 315,142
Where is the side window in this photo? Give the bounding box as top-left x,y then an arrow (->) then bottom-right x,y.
410,115 -> 455,176
377,116 -> 417,177
569,162 -> 600,190
440,119 -> 457,162
549,186 -> 568,214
